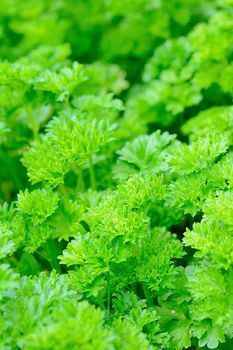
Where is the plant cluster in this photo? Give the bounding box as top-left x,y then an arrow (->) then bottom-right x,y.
1,1 -> 233,349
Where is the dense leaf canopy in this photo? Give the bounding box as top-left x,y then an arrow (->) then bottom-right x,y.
1,1 -> 233,349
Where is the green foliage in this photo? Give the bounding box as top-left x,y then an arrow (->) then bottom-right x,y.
182,106 -> 233,142
125,7 -> 233,129
184,191 -> 233,269
113,131 -> 178,180
22,101 -> 120,186
169,134 -> 229,175
0,1 -> 233,349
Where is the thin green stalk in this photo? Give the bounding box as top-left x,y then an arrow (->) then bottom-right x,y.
131,282 -> 137,294
44,239 -> 61,273
98,296 -> 105,310
89,156 -> 96,190
26,104 -> 38,139
36,250 -> 50,262
106,273 -> 111,313
142,282 -> 154,307
77,169 -> 84,192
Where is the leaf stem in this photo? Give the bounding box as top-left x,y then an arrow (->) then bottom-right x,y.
44,239 -> 61,273
107,272 -> 111,312
142,282 -> 154,307
98,296 -> 105,310
89,156 -> 96,190
26,104 -> 38,139
77,169 -> 84,192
